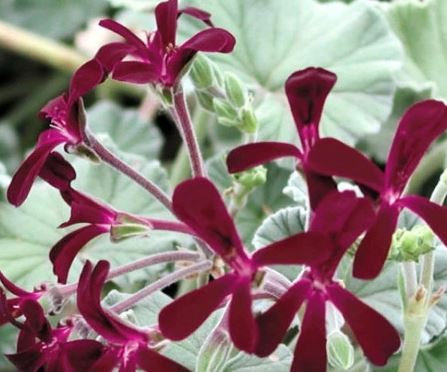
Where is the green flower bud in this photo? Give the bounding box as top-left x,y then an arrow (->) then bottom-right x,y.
190,55 -> 215,90
217,117 -> 239,127
327,330 -> 355,370
213,99 -> 238,119
196,91 -> 215,112
224,72 -> 247,108
69,144 -> 100,163
238,106 -> 258,133
196,328 -> 232,372
110,223 -> 150,242
233,166 -> 267,189
390,225 -> 434,262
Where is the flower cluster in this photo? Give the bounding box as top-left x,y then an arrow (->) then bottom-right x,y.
2,0 -> 447,371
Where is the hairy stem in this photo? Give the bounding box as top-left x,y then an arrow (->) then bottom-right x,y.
402,262 -> 418,298
87,132 -> 173,212
171,87 -> 206,178
56,251 -> 201,296
111,260 -> 212,313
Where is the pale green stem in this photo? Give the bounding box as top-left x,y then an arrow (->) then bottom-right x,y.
402,262 -> 418,298
398,169 -> 447,372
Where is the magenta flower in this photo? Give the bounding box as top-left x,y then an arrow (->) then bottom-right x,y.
158,177 -> 331,353
0,271 -> 43,327
226,67 -> 339,209
7,59 -> 105,207
0,293 -> 107,372
254,191 -> 400,371
77,260 -> 189,372
98,0 -> 235,87
307,99 -> 447,278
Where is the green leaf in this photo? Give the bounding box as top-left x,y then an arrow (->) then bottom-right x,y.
0,0 -> 108,40
0,154 -> 182,290
183,0 -> 403,145
383,0 -> 447,98
344,249 -> 447,343
87,101 -> 162,160
327,330 -> 355,370
283,171 -> 308,207
0,324 -> 15,371
108,0 -> 159,11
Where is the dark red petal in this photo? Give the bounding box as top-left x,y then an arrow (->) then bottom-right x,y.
229,278 -> 258,353
327,284 -> 400,366
77,261 -> 149,344
85,346 -> 121,372
50,225 -> 109,284
7,129 -> 67,206
95,42 -> 134,73
181,28 -> 236,53
137,346 -> 189,372
112,61 -> 160,84
39,152 -> 76,191
172,178 -> 247,262
0,271 -> 34,297
291,291 -> 327,372
252,232 -> 332,267
159,274 -> 238,340
255,279 -> 311,357
226,142 -> 302,174
285,68 -> 336,149
155,0 -> 179,47
400,195 -> 447,246
69,59 -> 104,103
353,203 -> 399,279
20,299 -> 51,339
304,168 -> 337,211
307,138 -> 385,192
179,7 -> 213,27
99,19 -> 147,50
61,340 -> 107,371
385,100 -> 447,195
6,344 -> 46,372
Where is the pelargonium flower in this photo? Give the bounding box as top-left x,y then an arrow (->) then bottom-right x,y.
0,271 -> 43,327
98,0 -> 235,88
7,59 -> 105,207
77,260 -> 189,372
0,292 -> 107,372
254,191 -> 401,371
306,99 -> 447,278
158,177 -> 332,353
226,67 -> 347,209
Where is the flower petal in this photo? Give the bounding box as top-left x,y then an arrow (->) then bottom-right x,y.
226,142 -> 302,174
95,42 -> 135,73
327,284 -> 400,366
39,152 -> 76,191
99,19 -> 147,50
69,59 -> 105,102
285,68 -> 336,151
155,0 -> 179,47
291,291 -> 327,372
255,279 -> 311,357
7,129 -> 67,206
400,195 -> 447,246
181,28 -> 236,53
385,100 -> 447,195
6,344 -> 46,372
353,203 -> 399,279
179,7 -> 213,27
137,346 -> 189,372
172,178 -> 246,262
252,232 -> 332,267
304,168 -> 337,211
229,278 -> 257,353
307,138 -> 385,192
159,273 -> 238,340
61,340 -> 107,371
0,271 -> 35,298
77,261 -> 149,344
112,61 -> 160,84
50,225 -> 109,284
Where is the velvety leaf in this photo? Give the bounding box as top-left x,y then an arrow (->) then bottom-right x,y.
87,100 -> 162,160
182,0 -> 403,146
282,171 -> 308,207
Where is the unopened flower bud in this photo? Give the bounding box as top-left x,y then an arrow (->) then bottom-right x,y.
196,91 -> 215,112
213,99 -> 238,120
390,225 -> 434,262
224,72 -> 247,108
111,215 -> 151,242
327,330 -> 355,370
239,106 -> 258,133
233,166 -> 267,190
190,55 -> 215,90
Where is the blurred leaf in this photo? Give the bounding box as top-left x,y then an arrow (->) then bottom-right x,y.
108,0 -> 159,11
0,153 -> 182,290
87,101 -> 162,160
0,123 -> 20,171
344,249 -> 447,343
0,324 -> 15,371
383,0 -> 447,99
183,0 -> 403,146
0,0 -> 108,40
283,171 -> 308,207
